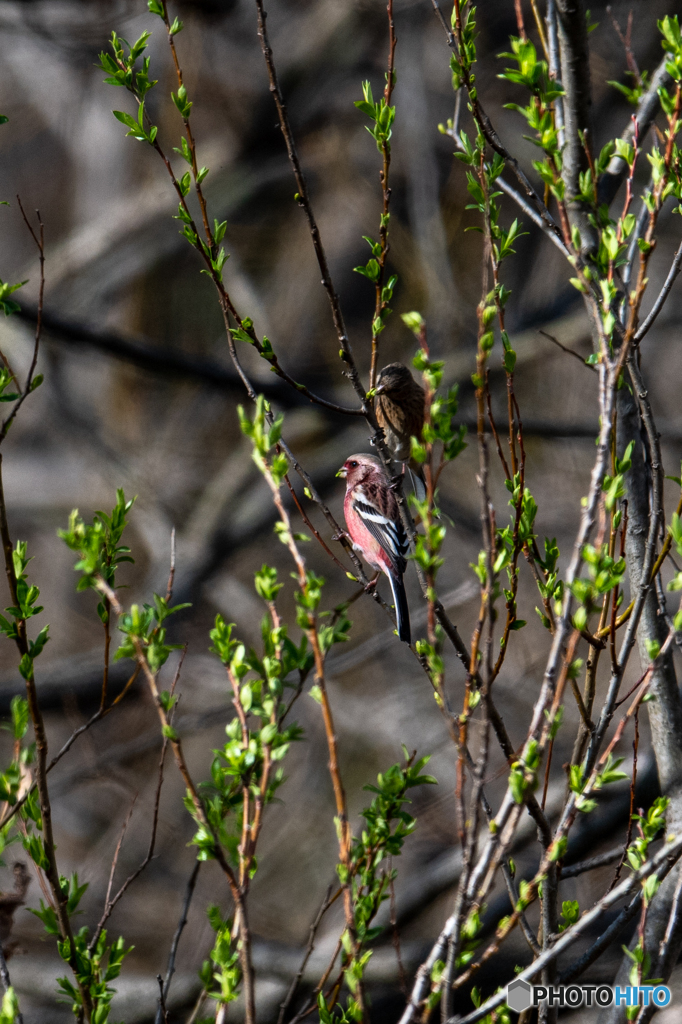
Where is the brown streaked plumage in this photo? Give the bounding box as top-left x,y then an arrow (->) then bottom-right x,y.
375,363 -> 426,498
375,363 -> 425,462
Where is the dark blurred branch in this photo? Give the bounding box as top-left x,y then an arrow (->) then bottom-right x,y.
16,305 -> 303,407
559,845 -> 624,879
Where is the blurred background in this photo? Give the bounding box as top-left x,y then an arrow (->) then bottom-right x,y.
0,0 -> 681,1019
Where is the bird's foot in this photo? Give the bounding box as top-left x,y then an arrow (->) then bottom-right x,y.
364,573 -> 380,594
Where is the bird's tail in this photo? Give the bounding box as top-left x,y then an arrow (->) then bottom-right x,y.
388,572 -> 411,644
407,464 -> 426,503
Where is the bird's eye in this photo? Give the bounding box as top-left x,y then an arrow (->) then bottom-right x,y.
350,460 -> 358,468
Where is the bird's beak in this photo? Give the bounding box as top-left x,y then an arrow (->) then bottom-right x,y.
375,383 -> 385,394
336,465 -> 347,478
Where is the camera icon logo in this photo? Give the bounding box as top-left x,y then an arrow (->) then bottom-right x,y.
507,979 -> 533,1013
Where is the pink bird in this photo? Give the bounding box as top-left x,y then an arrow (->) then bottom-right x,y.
337,453 -> 411,643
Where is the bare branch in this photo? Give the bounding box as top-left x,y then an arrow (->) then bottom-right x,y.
634,238 -> 682,343
155,861 -> 201,1024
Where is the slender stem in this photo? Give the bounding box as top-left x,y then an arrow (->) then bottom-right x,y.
0,458 -> 92,1020
0,200 -> 44,446
155,862 -> 201,1024
252,0 -> 365,404
369,0 -> 397,390
278,885 -> 334,1024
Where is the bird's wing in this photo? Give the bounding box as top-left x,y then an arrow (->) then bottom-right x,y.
352,491 -> 408,575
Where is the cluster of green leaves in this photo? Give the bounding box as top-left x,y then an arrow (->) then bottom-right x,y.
332,752 -> 436,1022
499,37 -> 564,186
654,16 -> 682,221
568,753 -> 628,813
0,279 -> 25,318
0,366 -> 20,405
509,739 -> 541,805
617,798 -> 670,1018
558,899 -> 580,933
568,543 -> 626,631
238,394 -> 287,486
354,80 -> 395,155
0,697 -> 33,812
99,21 -> 229,280
230,317 -> 276,366
353,80 -> 397,340
627,797 -> 669,872
535,536 -> 563,629
622,937 -> 663,1022
609,69 -> 650,107
665,504 -> 682,631
409,342 -> 467,465
497,36 -> 561,158
601,442 -> 634,515
58,489 -> 135,621
0,989 -> 18,1024
461,142 -> 525,256
449,0 -> 477,91
32,874 -> 131,1023
195,905 -> 241,1017
454,135 -> 522,379
0,541 -> 49,682
495,476 -> 541,624
189,580 -> 309,863
473,985 -> 511,1024
353,235 -> 397,340
115,593 -> 189,679
98,32 -> 159,142
148,0 -> 183,34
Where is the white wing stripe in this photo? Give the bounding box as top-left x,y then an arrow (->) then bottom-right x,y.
353,499 -> 407,560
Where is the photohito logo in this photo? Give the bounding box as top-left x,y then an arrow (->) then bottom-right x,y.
506,980 -> 672,1013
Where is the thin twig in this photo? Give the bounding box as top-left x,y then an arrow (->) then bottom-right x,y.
0,199 -> 44,446
88,725 -> 170,953
278,884 -> 335,1024
156,861 -> 201,1024
538,329 -> 596,371
252,0 -> 365,405
156,974 -> 169,1024
634,238 -> 682,343
560,846 -> 625,879
0,456 -> 92,1020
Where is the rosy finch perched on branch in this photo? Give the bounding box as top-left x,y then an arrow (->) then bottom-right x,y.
375,362 -> 426,499
337,453 -> 411,643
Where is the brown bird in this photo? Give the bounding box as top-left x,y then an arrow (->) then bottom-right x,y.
375,362 -> 426,498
